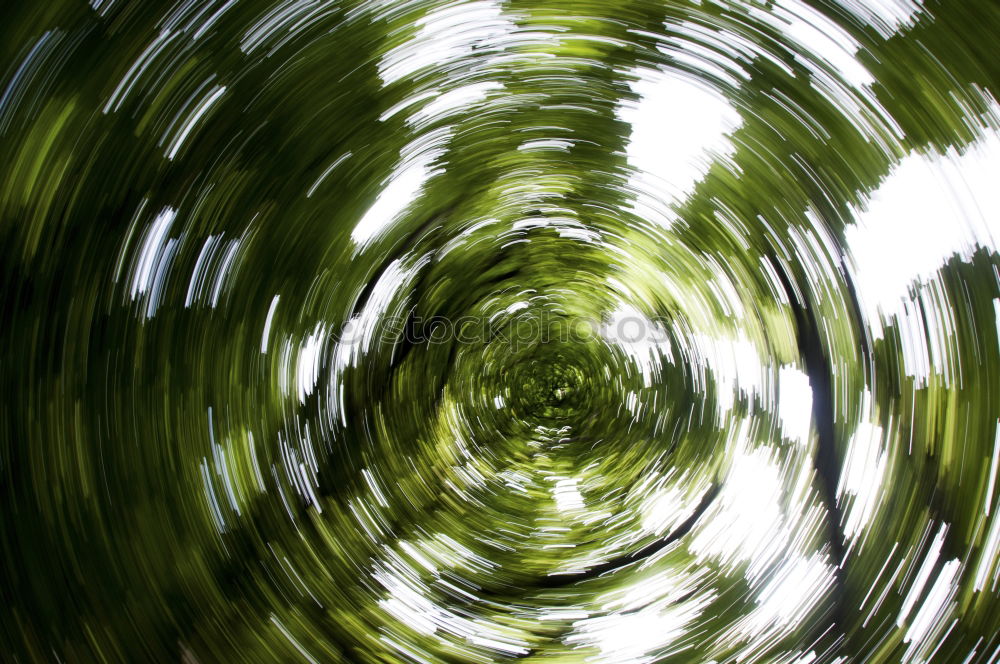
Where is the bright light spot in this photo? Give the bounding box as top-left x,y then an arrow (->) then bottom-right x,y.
409,82 -> 501,127
686,332 -> 766,420
690,435 -> 787,576
838,418 -> 887,544
602,303 -> 673,388
777,365 -> 813,444
567,598 -> 707,664
837,0 -> 925,38
897,525 -> 948,627
903,559 -> 961,662
742,553 -> 836,635
619,66 -> 742,227
770,0 -> 873,88
352,128 -> 451,250
552,476 -> 584,513
846,128 -> 1000,339
378,0 -> 515,86
639,475 -> 711,537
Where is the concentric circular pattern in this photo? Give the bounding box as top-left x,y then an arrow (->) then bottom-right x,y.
2,1 -> 1000,662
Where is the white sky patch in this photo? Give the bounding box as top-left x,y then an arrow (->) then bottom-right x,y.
838,418 -> 888,547
975,420 -> 1000,592
164,84 -> 226,160
975,459 -> 1000,592
703,256 -> 749,319
765,0 -> 874,89
552,476 -> 585,513
690,441 -> 789,577
602,303 -> 673,388
241,0 -> 308,53
377,0 -> 516,87
378,569 -> 440,637
660,39 -> 745,90
683,331 -> 766,420
890,279 -> 960,386
659,20 -> 757,88
380,89 -> 438,123
503,300 -> 529,316
407,82 -> 501,128
619,66 -> 742,227
985,417 -> 1000,520
567,591 -> 711,664
352,128 -> 451,251
277,432 -> 323,514
575,571 -> 715,656
373,546 -> 530,657
846,128 -> 1000,339
902,558 -> 961,663
200,457 -> 227,532
328,256 -> 429,426
159,0 -> 239,41
339,256 -> 428,366
897,525 -> 948,628
512,214 -> 601,244
778,365 -> 813,444
638,471 -> 713,537
555,222 -> 602,244
741,553 -> 836,637
209,449 -> 241,519
837,0 -> 925,39
640,483 -> 687,536
741,0 -> 906,148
